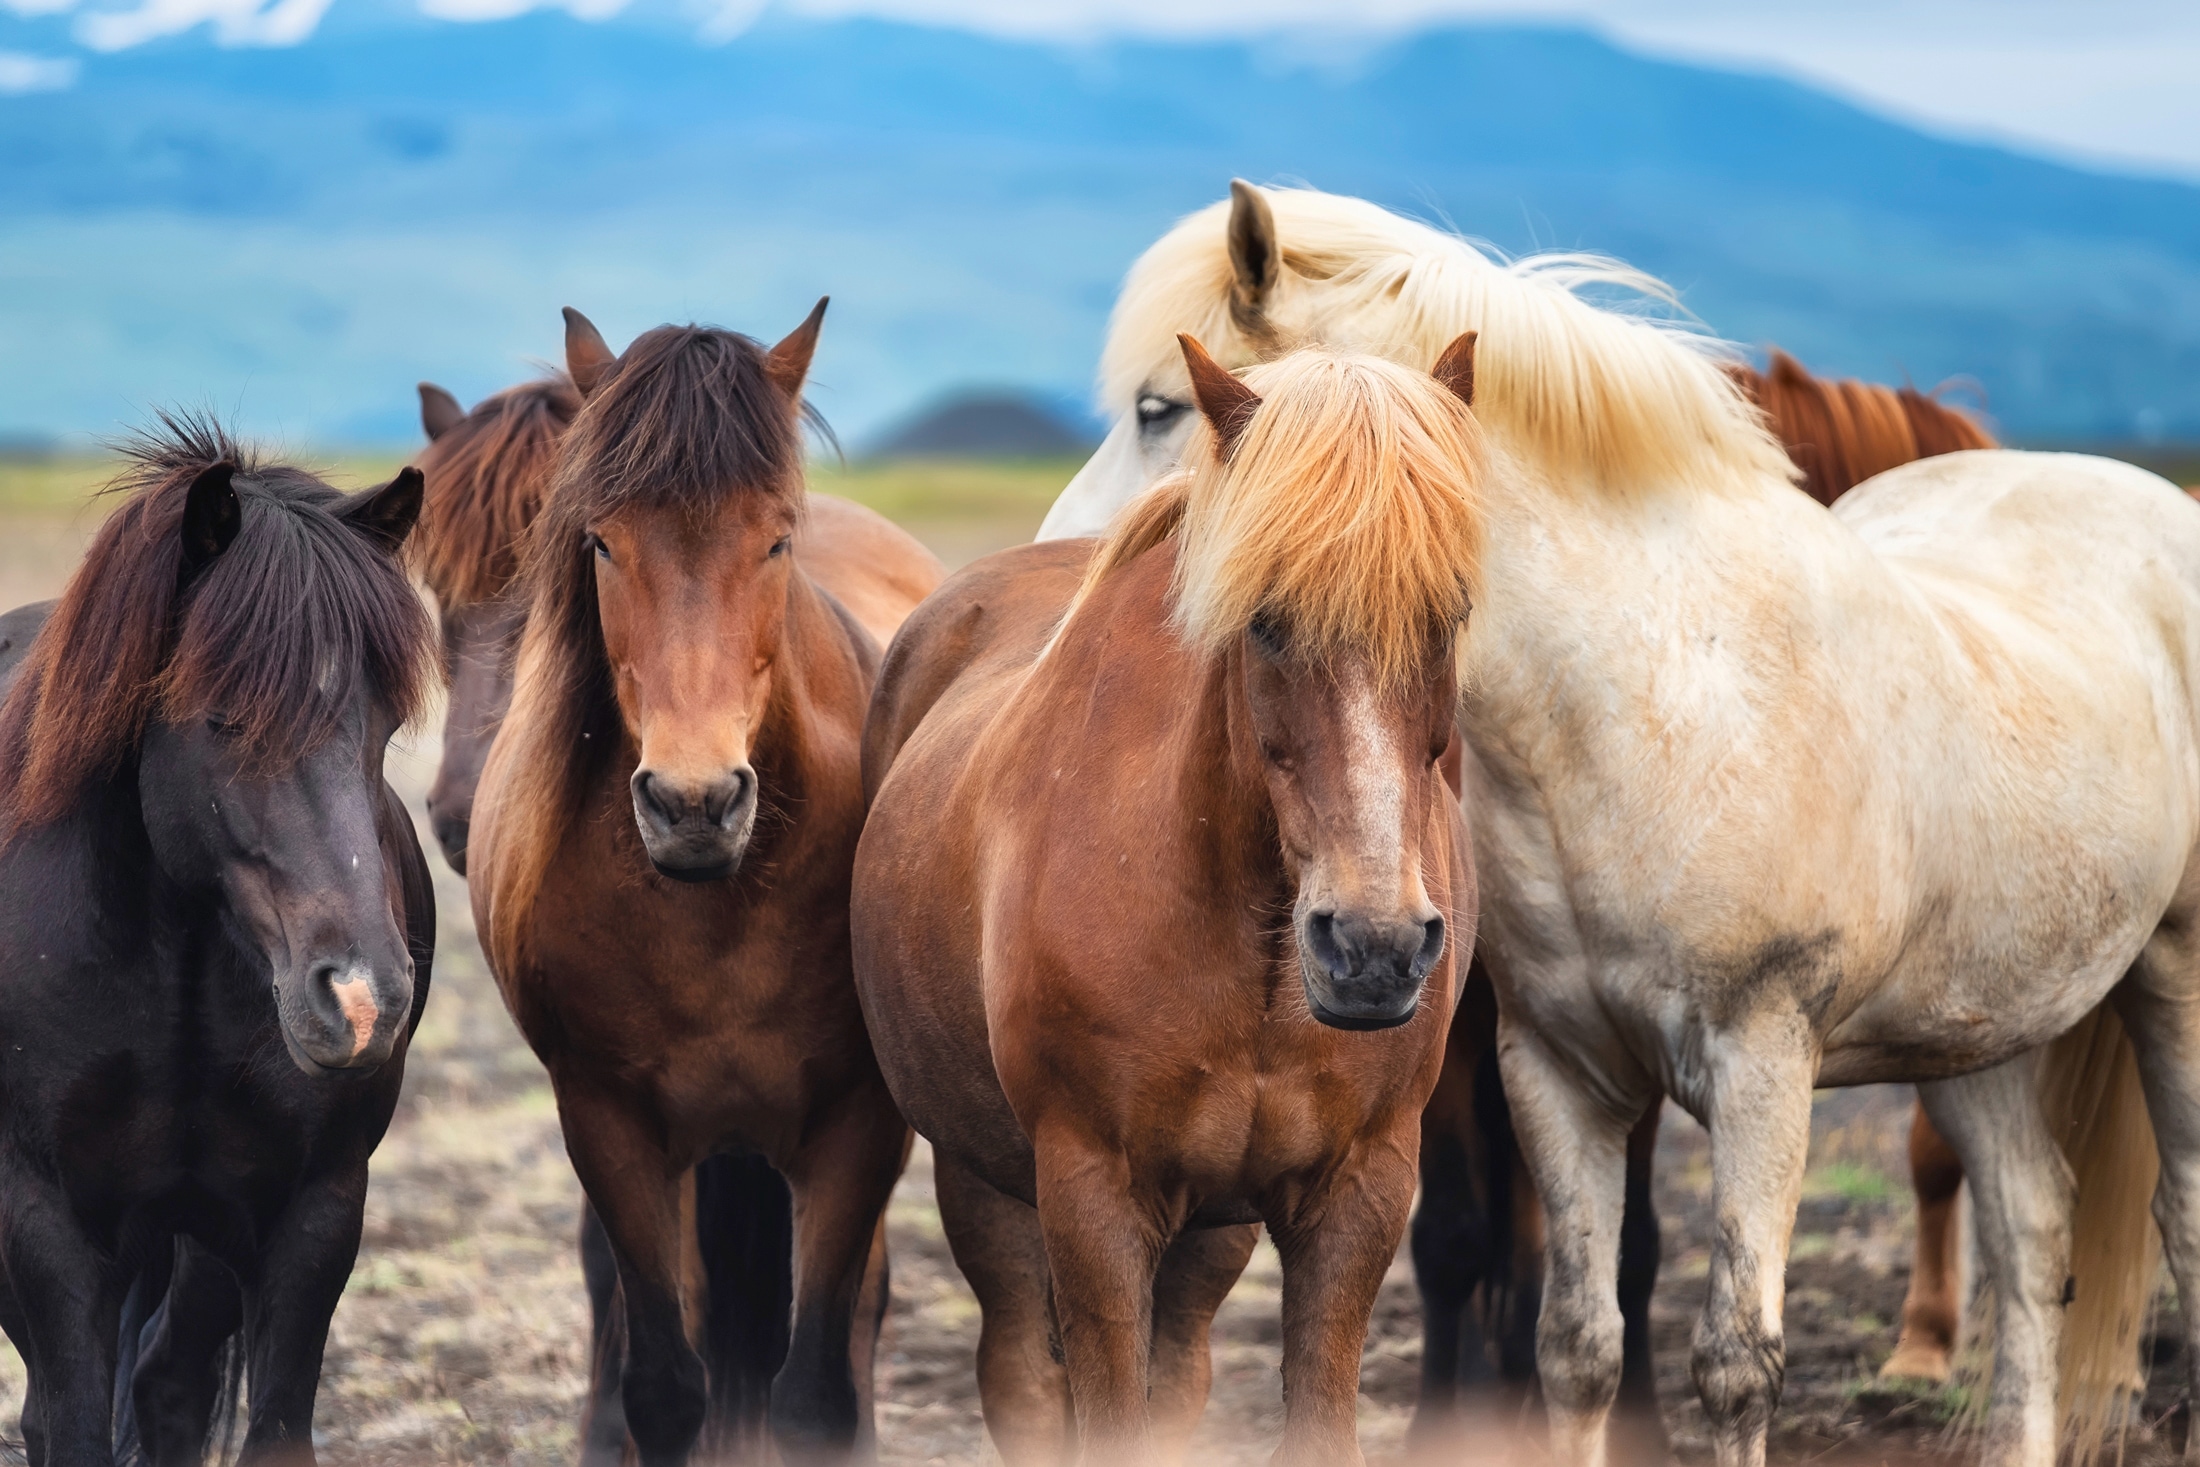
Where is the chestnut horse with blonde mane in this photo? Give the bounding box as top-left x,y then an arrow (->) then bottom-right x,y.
468,304 -> 941,1466
855,335 -> 1482,1467
1043,182 -> 2194,1467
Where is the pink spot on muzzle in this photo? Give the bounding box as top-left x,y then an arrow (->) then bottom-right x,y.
328,973 -> 380,1057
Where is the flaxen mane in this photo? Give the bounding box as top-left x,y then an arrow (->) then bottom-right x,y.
0,413 -> 435,837
1083,347 -> 1484,690
411,376 -> 580,607
1103,187 -> 1789,497
486,326 -> 819,960
1733,350 -> 1995,505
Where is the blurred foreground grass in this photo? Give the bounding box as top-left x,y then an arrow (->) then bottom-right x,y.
0,451 -> 1081,523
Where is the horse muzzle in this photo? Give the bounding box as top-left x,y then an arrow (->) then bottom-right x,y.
276,954 -> 412,1074
1297,906 -> 1444,1031
630,764 -> 757,882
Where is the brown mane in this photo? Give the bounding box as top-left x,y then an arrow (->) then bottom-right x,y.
411,376 -> 580,607
1733,350 -> 1996,506
0,413 -> 435,837
487,325 -> 819,957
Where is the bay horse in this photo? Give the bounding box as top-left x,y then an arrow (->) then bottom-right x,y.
1047,182 -> 2200,1467
854,336 -> 1480,1466
409,373 -> 937,877
0,416 -> 436,1463
467,304 -> 941,1466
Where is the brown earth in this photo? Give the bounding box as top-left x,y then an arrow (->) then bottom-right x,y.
0,500 -> 2188,1465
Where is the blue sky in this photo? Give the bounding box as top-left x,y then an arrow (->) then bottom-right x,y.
4,0 -> 2198,180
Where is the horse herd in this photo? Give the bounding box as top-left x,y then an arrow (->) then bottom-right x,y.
0,180 -> 2195,1467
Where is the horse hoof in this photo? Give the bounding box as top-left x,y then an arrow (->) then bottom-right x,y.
1875,1337 -> 1952,1386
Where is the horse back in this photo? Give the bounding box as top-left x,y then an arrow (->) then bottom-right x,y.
861,539 -> 1094,802
800,493 -> 946,652
0,599 -> 55,700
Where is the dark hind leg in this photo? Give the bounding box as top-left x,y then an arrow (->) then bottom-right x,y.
128,1241 -> 246,1467
1407,968 -> 1508,1444
1612,1101 -> 1669,1465
0,1164 -> 127,1467
579,1202 -> 633,1467
694,1151 -> 794,1460
770,1085 -> 907,1466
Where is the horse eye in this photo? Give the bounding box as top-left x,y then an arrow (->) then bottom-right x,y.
1136,395 -> 1188,429
205,714 -> 244,738
586,532 -> 611,562
1248,616 -> 1287,658
768,536 -> 790,559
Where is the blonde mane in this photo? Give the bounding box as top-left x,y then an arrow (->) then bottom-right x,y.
1101,186 -> 1790,497
1080,347 -> 1484,690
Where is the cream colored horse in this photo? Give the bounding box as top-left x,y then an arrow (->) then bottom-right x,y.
1042,184 -> 2200,1467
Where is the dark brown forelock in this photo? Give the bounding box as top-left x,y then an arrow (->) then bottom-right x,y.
0,412 -> 436,837
550,324 -> 816,526
411,376 -> 580,608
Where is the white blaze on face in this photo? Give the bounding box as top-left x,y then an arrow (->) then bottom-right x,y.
327,963 -> 380,1055
1339,670 -> 1410,885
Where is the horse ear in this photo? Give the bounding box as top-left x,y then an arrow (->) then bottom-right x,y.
1227,179 -> 1279,317
1432,331 -> 1477,409
179,462 -> 241,580
338,466 -> 424,554
1178,334 -> 1261,460
563,307 -> 618,399
418,383 -> 465,441
766,297 -> 828,402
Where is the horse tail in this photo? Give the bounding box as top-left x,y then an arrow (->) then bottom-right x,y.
693,1152 -> 795,1455
2044,1003 -> 2160,1463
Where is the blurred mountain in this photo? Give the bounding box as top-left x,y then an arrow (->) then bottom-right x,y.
2,7 -> 2198,442
866,392 -> 1096,459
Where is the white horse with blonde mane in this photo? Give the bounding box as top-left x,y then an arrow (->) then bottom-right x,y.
1043,183 -> 2200,1467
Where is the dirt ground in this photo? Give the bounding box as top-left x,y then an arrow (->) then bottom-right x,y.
0,497 -> 2189,1465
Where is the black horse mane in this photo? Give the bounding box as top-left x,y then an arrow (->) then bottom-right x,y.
0,412 -> 436,836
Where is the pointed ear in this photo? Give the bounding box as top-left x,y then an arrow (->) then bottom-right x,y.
766,296 -> 828,402
1226,179 -> 1279,319
418,382 -> 465,441
1432,331 -> 1477,409
337,466 -> 424,554
179,462 -> 241,581
1177,334 -> 1261,461
563,307 -> 618,399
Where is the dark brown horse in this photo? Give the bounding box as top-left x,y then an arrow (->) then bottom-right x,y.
0,417 -> 436,1464
411,376 -> 941,876
469,305 -> 941,1465
855,335 -> 1483,1466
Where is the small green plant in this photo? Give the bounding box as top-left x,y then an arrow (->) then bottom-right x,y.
1805,1160 -> 1895,1203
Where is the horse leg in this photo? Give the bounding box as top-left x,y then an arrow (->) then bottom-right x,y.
1032,1137 -> 1170,1466
693,1152 -> 793,1460
577,1203 -> 633,1467
130,1240 -> 245,1465
1612,1100 -> 1669,1465
1147,1223 -> 1259,1461
1407,1008 -> 1500,1442
0,1169 -> 126,1467
1267,1144 -> 1420,1467
1917,1056 -> 2069,1467
934,1151 -> 1071,1466
1879,1102 -> 1965,1384
2115,930 -> 2200,1466
849,1217 -> 891,1460
1689,1021 -> 1814,1467
232,1168 -> 372,1465
771,1089 -> 907,1465
560,1090 -> 709,1467
1496,1021 -> 1635,1467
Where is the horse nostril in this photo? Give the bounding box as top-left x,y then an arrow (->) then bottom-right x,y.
634,771 -> 680,827
705,768 -> 752,829
1304,910 -> 1346,974
1415,914 -> 1446,977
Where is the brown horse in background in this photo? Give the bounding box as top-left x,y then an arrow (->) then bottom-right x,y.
855,335 -> 1484,1466
468,303 -> 941,1466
